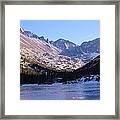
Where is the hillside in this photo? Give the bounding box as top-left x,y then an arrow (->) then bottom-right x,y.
20,28 -> 84,75
20,27 -> 100,84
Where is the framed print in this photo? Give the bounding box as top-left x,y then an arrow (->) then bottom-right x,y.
0,0 -> 119,119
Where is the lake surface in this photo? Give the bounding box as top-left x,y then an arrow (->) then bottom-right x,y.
20,80 -> 100,100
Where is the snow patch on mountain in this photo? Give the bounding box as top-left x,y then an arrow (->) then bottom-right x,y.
53,38 -> 100,63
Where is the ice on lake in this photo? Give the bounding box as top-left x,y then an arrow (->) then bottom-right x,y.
20,80 -> 100,100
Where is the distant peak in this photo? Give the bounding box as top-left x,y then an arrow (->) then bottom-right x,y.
57,38 -> 66,41
56,38 -> 73,43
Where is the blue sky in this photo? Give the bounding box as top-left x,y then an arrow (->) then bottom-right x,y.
20,20 -> 100,45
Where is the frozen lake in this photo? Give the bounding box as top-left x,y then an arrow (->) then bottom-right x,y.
20,80 -> 100,100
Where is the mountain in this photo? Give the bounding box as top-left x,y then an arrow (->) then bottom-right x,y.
60,55 -> 100,83
20,27 -> 47,42
53,38 -> 76,51
20,28 -> 84,75
20,27 -> 100,84
20,28 -> 100,62
53,38 -> 100,62
80,38 -> 100,53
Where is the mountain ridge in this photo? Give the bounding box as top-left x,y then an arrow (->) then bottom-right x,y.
53,37 -> 100,62
20,28 -> 84,73
20,27 -> 100,84
20,27 -> 100,72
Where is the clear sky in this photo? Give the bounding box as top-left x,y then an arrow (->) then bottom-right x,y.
20,20 -> 100,45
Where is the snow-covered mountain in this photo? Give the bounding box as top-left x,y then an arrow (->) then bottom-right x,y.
20,27 -> 100,74
53,38 -> 76,51
20,27 -> 47,42
20,27 -> 100,84
20,28 -> 84,74
53,38 -> 100,62
80,38 -> 100,53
